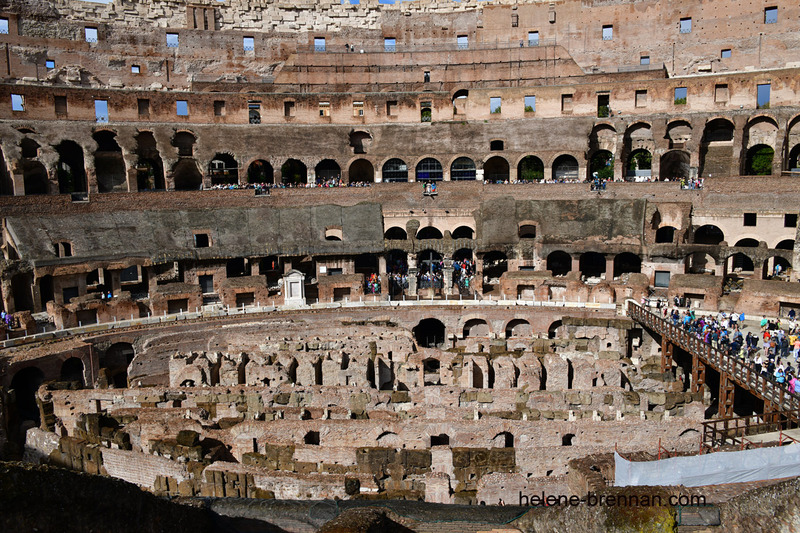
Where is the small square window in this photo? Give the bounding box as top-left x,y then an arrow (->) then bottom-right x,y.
743,213 -> 757,227
561,94 -> 573,113
137,98 -> 149,116
524,95 -> 536,113
674,87 -> 687,105
314,37 -> 326,52
131,64 -> 140,74
94,99 -> 108,123
721,49 -> 732,59
784,214 -> 797,228
319,101 -> 330,117
679,18 -> 692,34
284,101 -> 295,117
176,100 -> 188,116
0,18 -> 8,35
194,233 -> 210,248
602,25 -> 613,41
528,31 -> 539,47
166,33 -> 179,48
85,27 -> 98,43
384,37 -> 396,52
353,101 -> 364,117
243,36 -> 254,51
635,89 -> 647,107
640,55 -> 650,65
765,6 -> 777,24
386,100 -> 398,116
45,60 -> 55,70
654,271 -> 671,288
715,84 -> 729,103
11,94 -> 24,111
757,83 -> 771,109
457,35 -> 468,49
490,97 -> 501,114
213,100 -> 225,116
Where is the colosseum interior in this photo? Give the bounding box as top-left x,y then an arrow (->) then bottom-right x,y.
2,0 -> 800,531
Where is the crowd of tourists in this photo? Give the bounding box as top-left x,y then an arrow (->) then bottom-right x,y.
387,260 -> 409,295
658,301 -> 800,395
0,310 -> 17,329
453,258 -> 475,292
364,273 -> 381,295
207,180 -> 371,192
418,259 -> 445,289
680,177 -> 704,190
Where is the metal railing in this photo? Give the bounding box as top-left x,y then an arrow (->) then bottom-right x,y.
627,301 -> 800,417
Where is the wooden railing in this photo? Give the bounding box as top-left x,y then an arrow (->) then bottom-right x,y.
701,410 -> 800,450
627,301 -> 800,416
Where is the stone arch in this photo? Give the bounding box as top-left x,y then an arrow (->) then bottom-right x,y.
101,342 -> 135,388
247,159 -> 274,184
55,140 -> 87,194
517,155 -> 544,182
414,318 -> 446,348
281,158 -> 307,185
416,157 -> 443,181
548,320 -> 563,339
655,226 -> 676,243
626,148 -> 652,181
349,130 -> 372,154
23,160 -> 48,195
450,156 -> 476,181
588,150 -> 614,181
315,159 -> 341,183
660,150 -> 691,181
10,366 -> 45,426
483,155 -> 509,183
763,255 -> 791,279
417,226 -> 443,240
665,120 -> 692,148
384,227 -> 407,240
743,144 -> 774,176
700,118 -> 735,178
693,225 -> 724,245
684,252 -> 716,274
613,253 -> 641,278
547,250 -> 572,276
172,158 -> 203,190
492,431 -> 514,448
463,318 -> 490,337
382,158 -> 408,182
734,238 -> 759,248
505,318 -> 531,338
172,131 -> 197,157
579,252 -> 605,278
589,123 -> 617,154
349,158 -> 374,183
776,239 -> 794,250
726,252 -> 755,274
20,137 -> 39,159
208,152 -> 239,185
452,226 -> 474,240
93,130 -> 127,192
135,131 -> 165,191
60,357 -> 85,386
377,431 -> 401,446
552,154 -> 579,181
452,89 -> 469,115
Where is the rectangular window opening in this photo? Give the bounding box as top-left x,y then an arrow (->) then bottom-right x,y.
715,84 -> 729,103
194,233 -> 210,248
674,87 -> 687,105
597,93 -> 610,117
561,94 -> 573,113
243,36 -> 254,51
166,32 -> 179,48
679,18 -> 692,34
11,93 -> 24,112
94,99 -> 108,123
284,101 -> 295,117
384,37 -> 396,52
654,271 -> 671,288
137,98 -> 149,117
457,35 -> 468,49
131,64 -> 140,74
635,89 -> 647,108
490,97 -> 502,114
757,83 -> 771,109
765,6 -> 778,24
353,101 -> 364,117
528,31 -> 539,47
511,13 -> 519,27
85,27 -> 98,43
314,37 -> 326,52
176,100 -> 189,116
45,59 -> 55,70
640,55 -> 650,66
387,100 -> 398,116
213,100 -> 225,117
0,18 -> 8,35
721,49 -> 732,59
54,95 -> 67,116
602,25 -> 613,41
524,95 -> 536,113
319,101 -> 330,117
784,214 -> 798,228
743,213 -> 757,227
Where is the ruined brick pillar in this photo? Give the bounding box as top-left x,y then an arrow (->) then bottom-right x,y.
570,255 -> 580,274
443,259 -> 454,295
604,255 -> 614,281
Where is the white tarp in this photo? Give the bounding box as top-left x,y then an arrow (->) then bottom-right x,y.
615,443 -> 800,487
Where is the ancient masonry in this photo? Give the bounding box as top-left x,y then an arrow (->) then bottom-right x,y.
0,0 -> 799,511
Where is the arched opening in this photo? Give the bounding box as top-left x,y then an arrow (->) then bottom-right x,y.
93,131 -> 126,192
452,226 -> 474,240
694,225 -> 724,245
483,251 -> 508,280
416,157 -> 443,181
10,366 -> 45,426
101,342 -> 134,388
505,319 -> 531,338
172,131 -> 196,157
60,357 -> 85,386
430,434 -> 450,446
349,131 -> 372,154
744,144 -> 775,176
613,253 -> 641,278
660,150 -> 691,181
384,227 -> 407,240
472,362 -> 484,388
208,153 -> 239,185
735,238 -> 759,248
655,226 -> 676,243
450,157 -> 476,181
247,160 -> 274,184
518,155 -> 544,182
626,149 -> 652,181
685,252 -> 716,274
453,248 -> 474,261
135,131 -> 165,190
349,159 -> 374,183
23,160 -> 49,195
452,89 -> 468,115
764,256 -> 791,279
21,138 -> 39,159
788,144 -> 800,171
553,154 -> 579,181
579,252 -> 606,278
493,432 -> 514,448
417,227 -> 443,240
727,253 -> 755,273
414,318 -> 446,348
777,239 -> 794,250
547,251 -> 572,276
423,357 -> 441,386
377,431 -> 399,445
315,159 -> 341,184
55,140 -> 87,194
304,431 -> 320,445
700,118 -> 735,178
484,156 -> 509,183
561,433 -> 575,446
548,320 -> 563,339
281,159 -> 307,185
463,318 -> 489,337
172,159 -> 203,190
518,224 -> 536,239
382,158 -> 408,182
589,150 -> 614,181
417,249 -> 443,290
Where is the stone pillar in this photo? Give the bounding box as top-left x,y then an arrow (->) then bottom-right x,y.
774,126 -> 787,176
605,255 -> 614,281
307,168 -> 316,186
374,167 -> 383,183
476,168 -> 484,182
378,255 -> 387,274
543,166 -> 552,182
407,267 -> 418,296
509,165 -> 518,183
571,255 -> 580,275
282,270 -> 306,306
1,276 -> 14,313
250,259 -> 260,276
731,117 -> 746,176
442,259 -> 454,295
442,166 -> 450,181
108,270 -> 121,295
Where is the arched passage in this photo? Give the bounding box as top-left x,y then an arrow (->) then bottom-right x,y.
626,149 -> 652,180
694,225 -> 724,245
788,144 -> 800,171
101,342 -> 135,388
655,226 -> 676,243
744,144 -> 774,176
660,150 -> 690,181
764,256 -> 791,278
247,160 -> 274,184
727,253 -> 755,273
349,159 -> 374,183
208,153 -> 238,185
93,131 -> 127,192
452,226 -> 474,240
416,157 -> 443,181
463,318 -> 490,337
547,251 -> 572,276
700,118 -> 735,178
450,157 -> 476,181
281,159 -> 307,185
493,432 -> 514,448
23,160 -> 49,195
315,159 -> 341,183
55,140 -> 87,194
172,159 -> 203,190
484,156 -> 509,183
384,227 -> 407,240
60,357 -> 85,386
579,252 -> 605,278
483,251 -> 508,280
505,319 -> 531,338
589,150 -> 614,181
10,366 -> 45,426
135,131 -> 165,190
414,318 -> 446,348
613,253 -> 641,278
553,154 -> 579,181
518,155 -> 544,182
382,158 -> 408,182
417,227 -> 443,240
548,320 -> 563,339
777,240 -> 795,250
735,238 -> 759,248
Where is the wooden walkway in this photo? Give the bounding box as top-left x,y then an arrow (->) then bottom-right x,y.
627,301 -> 800,420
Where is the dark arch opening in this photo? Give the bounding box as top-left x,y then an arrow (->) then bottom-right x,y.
172,159 -> 203,190
101,342 -> 134,388
655,226 -> 676,243
694,225 -> 724,245
281,159 -> 307,185
548,320 -> 563,340
547,251 -> 572,276
247,160 -> 274,184
93,131 -> 126,193
777,239 -> 794,250
208,153 -> 238,185
484,156 -> 509,183
21,138 -> 39,159
728,253 -> 755,273
626,149 -> 652,180
382,158 -> 408,182
463,318 -> 489,337
450,157 -> 476,181
735,238 -> 759,248
452,226 -> 474,240
23,160 -> 49,195
589,150 -> 614,181
60,357 -> 85,386
414,318 -> 446,348
579,252 -> 605,278
416,157 -> 443,181
349,159 -> 374,183
315,159 -> 341,183
483,251 -> 508,280
172,132 -> 196,157
744,144 -> 774,176
430,434 -> 450,446
135,131 -> 165,190
494,432 -> 514,448
613,253 -> 641,278
10,366 -> 45,427
384,227 -> 407,240
505,319 -> 531,338
55,140 -> 87,194
518,155 -> 544,182
660,150 -> 690,181
453,248 -> 473,261
519,225 -> 536,239
417,226 -> 443,240
788,144 -> 800,171
553,154 -> 579,181
562,433 -> 575,446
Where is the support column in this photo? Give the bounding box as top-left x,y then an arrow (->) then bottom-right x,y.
442,259 -> 454,295
718,372 -> 735,418
605,255 -> 614,281
691,353 -> 706,394
571,255 -> 580,275
407,267 -> 418,296
661,339 -> 673,373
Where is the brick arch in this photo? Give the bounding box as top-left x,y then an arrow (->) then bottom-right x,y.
445,153 -> 477,169
512,152 -> 546,168
745,113 -> 779,129
457,313 -> 493,336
